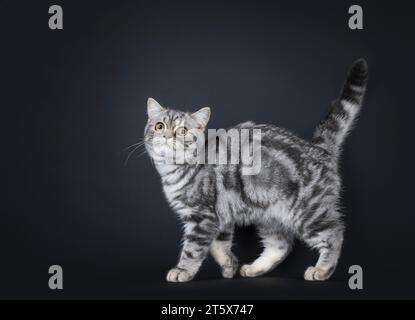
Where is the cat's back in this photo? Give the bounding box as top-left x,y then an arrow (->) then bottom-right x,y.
231,121 -> 332,165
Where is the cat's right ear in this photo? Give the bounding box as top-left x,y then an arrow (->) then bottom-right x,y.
147,97 -> 164,119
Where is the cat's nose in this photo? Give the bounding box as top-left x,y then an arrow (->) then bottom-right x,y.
163,131 -> 173,139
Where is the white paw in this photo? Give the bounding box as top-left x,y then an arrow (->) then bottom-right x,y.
166,267 -> 194,282
304,266 -> 331,281
240,264 -> 265,278
221,255 -> 239,279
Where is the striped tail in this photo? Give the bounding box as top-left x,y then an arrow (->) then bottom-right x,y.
313,59 -> 368,156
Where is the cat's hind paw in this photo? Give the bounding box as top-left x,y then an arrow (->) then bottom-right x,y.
304,266 -> 332,281
240,264 -> 265,278
166,267 -> 194,282
221,255 -> 239,279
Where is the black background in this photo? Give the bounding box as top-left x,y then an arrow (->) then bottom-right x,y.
1,0 -> 415,299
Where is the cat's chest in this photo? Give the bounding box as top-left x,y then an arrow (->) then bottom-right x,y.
162,183 -> 196,217
161,172 -> 194,210
157,166 -> 190,199
158,164 -> 200,197
162,183 -> 184,203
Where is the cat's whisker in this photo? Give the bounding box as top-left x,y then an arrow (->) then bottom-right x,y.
124,144 -> 144,166
135,149 -> 148,159
122,140 -> 145,152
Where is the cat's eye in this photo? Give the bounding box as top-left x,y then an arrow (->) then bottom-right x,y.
176,127 -> 188,136
154,122 -> 165,132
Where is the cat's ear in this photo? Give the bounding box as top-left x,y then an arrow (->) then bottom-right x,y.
191,107 -> 211,129
147,97 -> 164,119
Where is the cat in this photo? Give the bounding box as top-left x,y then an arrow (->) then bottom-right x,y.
143,59 -> 368,282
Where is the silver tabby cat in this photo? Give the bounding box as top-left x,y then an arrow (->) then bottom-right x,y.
144,59 -> 368,282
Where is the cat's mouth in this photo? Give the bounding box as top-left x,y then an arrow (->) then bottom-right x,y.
150,139 -> 175,157
149,136 -> 194,162
165,138 -> 175,148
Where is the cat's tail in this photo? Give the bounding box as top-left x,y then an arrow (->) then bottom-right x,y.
312,59 -> 368,156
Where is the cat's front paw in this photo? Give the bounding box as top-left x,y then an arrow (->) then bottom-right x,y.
221,254 -> 239,279
166,267 -> 195,282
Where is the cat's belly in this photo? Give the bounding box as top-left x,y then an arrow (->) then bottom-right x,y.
225,196 -> 295,231
165,179 -> 296,232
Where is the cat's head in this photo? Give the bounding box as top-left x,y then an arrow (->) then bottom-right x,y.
144,98 -> 210,164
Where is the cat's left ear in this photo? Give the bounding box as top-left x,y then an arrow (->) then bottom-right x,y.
191,107 -> 211,129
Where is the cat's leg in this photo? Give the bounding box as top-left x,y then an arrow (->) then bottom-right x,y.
240,226 -> 293,278
209,224 -> 239,279
302,215 -> 344,281
166,213 -> 219,282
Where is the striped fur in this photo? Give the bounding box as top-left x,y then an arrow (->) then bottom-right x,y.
313,59 -> 368,156
144,59 -> 368,282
